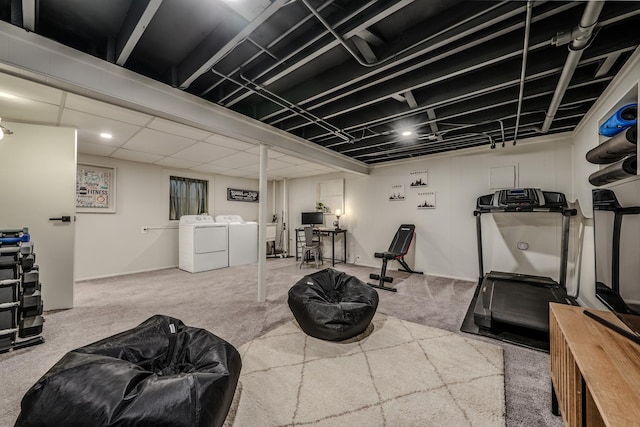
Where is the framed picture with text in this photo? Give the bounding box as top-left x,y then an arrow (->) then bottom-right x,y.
76,163 -> 117,213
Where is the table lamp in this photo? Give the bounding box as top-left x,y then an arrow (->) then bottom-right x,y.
333,209 -> 342,229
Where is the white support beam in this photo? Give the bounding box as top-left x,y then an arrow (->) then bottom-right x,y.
356,29 -> 384,46
404,90 -> 418,109
391,94 -> 406,102
426,108 -> 443,141
0,20 -> 370,175
116,0 -> 163,66
594,51 -> 621,78
21,0 -> 35,31
351,35 -> 377,64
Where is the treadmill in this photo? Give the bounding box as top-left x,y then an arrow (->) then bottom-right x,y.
473,188 -> 578,333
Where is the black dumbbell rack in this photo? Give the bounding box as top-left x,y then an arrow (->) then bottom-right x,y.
0,228 -> 45,353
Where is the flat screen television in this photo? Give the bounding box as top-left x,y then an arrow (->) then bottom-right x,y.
592,188 -> 640,344
301,211 -> 324,227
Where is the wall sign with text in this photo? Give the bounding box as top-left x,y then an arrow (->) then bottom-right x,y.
76,164 -> 117,213
227,188 -> 259,202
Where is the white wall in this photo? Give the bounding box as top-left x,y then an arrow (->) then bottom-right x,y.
570,46 -> 639,308
75,154 -> 260,280
288,134 -> 574,282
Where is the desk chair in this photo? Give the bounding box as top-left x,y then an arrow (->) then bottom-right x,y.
368,224 -> 423,292
299,227 -> 323,268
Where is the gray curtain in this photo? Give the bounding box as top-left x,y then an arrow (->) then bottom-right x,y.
170,177 -> 208,220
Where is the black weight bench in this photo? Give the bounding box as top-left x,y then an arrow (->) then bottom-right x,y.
368,224 -> 423,292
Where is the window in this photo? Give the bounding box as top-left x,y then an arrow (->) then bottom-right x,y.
169,176 -> 208,220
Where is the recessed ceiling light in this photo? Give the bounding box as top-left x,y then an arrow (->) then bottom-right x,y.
401,130 -> 412,136
100,133 -> 113,139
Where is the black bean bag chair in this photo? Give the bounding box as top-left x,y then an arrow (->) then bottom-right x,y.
15,315 -> 241,427
288,268 -> 379,341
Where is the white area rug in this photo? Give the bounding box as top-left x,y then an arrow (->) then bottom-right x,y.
226,314 -> 505,426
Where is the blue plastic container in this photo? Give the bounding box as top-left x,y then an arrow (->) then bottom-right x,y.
599,103 -> 637,137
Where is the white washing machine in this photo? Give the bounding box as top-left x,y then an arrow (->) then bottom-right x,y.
215,215 -> 258,266
179,215 -> 228,273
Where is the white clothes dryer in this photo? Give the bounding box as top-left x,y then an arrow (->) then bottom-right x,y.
215,215 -> 258,266
179,215 -> 228,273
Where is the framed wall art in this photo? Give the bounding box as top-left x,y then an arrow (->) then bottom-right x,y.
417,191 -> 436,209
76,163 -> 117,213
389,184 -> 405,201
409,170 -> 428,188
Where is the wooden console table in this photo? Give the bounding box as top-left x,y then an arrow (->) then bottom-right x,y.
550,303 -> 640,426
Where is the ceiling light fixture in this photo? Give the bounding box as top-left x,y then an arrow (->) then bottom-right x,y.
401,130 -> 413,137
100,132 -> 113,139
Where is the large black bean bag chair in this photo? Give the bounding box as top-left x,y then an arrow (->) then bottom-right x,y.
288,268 -> 379,341
16,315 -> 241,427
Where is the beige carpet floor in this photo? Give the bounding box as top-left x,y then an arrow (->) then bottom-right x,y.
0,258 -> 560,426
228,314 -> 505,427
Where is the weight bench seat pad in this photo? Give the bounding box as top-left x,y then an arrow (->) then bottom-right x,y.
377,224 -> 416,258
16,315 -> 242,427
288,268 -> 379,341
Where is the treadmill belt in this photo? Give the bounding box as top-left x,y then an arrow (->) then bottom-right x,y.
461,279 -> 551,352
489,279 -> 567,332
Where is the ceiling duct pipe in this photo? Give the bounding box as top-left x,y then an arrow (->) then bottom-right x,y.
540,0 -> 604,133
513,0 -> 533,145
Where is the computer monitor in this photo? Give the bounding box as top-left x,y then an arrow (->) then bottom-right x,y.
301,211 -> 324,227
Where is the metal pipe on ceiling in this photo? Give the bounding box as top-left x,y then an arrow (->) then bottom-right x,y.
230,0 -> 524,118
540,0 -> 604,133
209,67 -> 353,142
264,1 -> 577,126
202,0 -> 338,100
273,2 -> 581,131
513,0 -> 533,145
237,74 -> 354,142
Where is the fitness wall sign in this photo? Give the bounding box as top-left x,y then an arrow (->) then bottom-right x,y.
227,188 -> 259,203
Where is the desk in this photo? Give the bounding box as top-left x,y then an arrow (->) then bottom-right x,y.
549,303 -> 640,426
296,228 -> 347,267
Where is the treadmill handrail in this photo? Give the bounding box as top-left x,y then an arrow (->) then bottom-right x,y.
474,207 -> 576,215
474,201 -> 575,289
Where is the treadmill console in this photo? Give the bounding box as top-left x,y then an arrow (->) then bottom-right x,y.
477,188 -> 567,211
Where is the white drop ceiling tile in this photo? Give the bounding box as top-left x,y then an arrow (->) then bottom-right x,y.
244,146 -> 294,159
147,117 -> 211,140
122,128 -> 196,155
110,148 -> 164,163
272,165 -> 310,178
268,150 -> 286,159
154,157 -> 202,169
77,141 -> 118,157
0,99 -> 59,125
190,163 -> 231,174
267,158 -> 294,170
172,141 -> 238,162
306,162 -> 336,171
61,108 -> 142,146
205,133 -> 254,150
221,168 -> 256,178
208,151 -> 259,168
0,72 -> 63,105
279,155 -> 310,165
64,93 -> 152,126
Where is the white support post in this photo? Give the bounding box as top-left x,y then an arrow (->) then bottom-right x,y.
283,177 -> 289,257
258,144 -> 268,302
